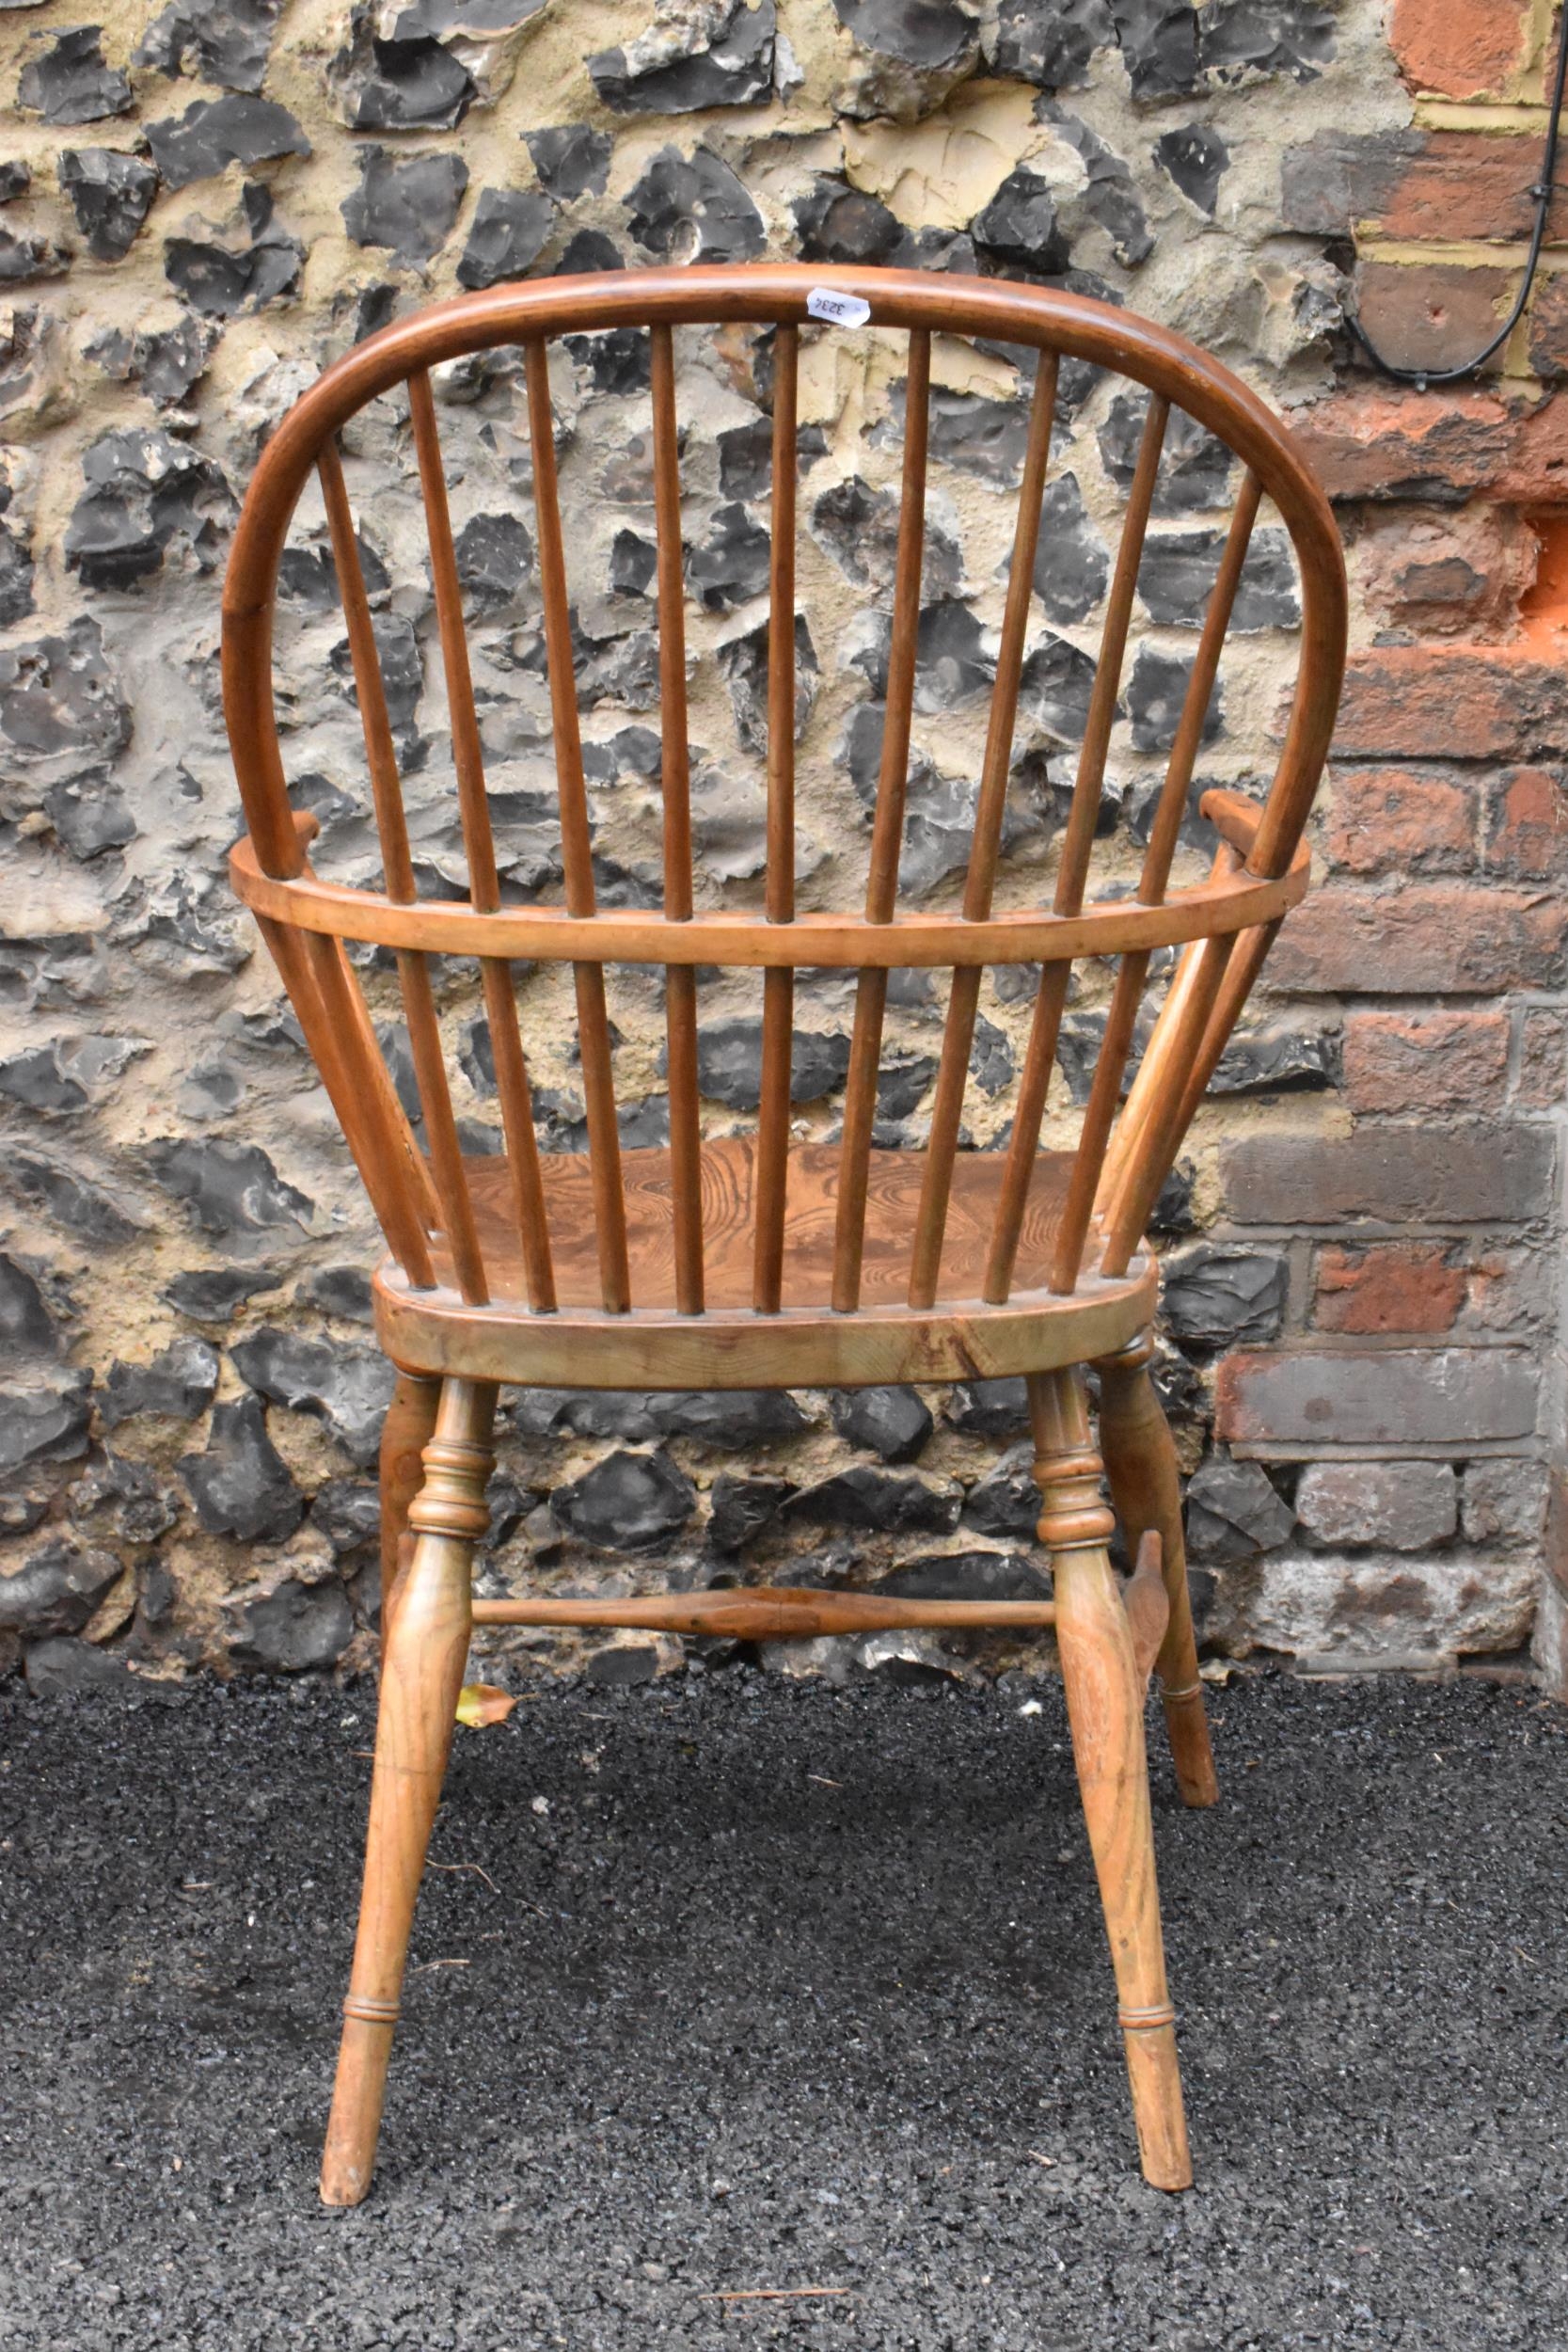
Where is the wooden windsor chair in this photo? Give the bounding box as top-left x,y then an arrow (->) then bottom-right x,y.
222,262 -> 1345,2205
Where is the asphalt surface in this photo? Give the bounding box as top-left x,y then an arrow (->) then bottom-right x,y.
0,1666 -> 1563,2351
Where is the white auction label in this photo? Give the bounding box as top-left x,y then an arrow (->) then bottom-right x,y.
806,287 -> 871,328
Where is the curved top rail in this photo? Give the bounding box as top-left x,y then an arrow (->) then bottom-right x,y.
222,262 -> 1347,891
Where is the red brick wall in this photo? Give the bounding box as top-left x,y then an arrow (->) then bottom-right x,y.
1219,0 -> 1567,1688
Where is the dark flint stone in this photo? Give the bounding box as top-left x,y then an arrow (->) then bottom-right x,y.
0,1370 -> 94,1474
718,417 -> 771,501
830,1386 -> 933,1464
564,326 -> 648,394
342,147 -> 467,262
812,474 -> 961,594
331,611 -> 420,730
87,312 -> 214,404
876,1548 -> 1049,1601
877,1048 -> 937,1120
1040,102 -> 1152,266
70,1450 -> 180,1546
1185,1451 -> 1294,1560
512,1389 -> 656,1440
331,14 -> 474,130
0,1539 -> 120,1636
586,1643 -> 660,1685
1153,123 -> 1228,214
144,96 -> 309,190
0,1044 -> 87,1116
707,1471 -> 791,1552
0,616 -> 130,769
0,1253 -> 61,1357
135,0 -> 281,91
0,227 -> 63,282
794,174 -> 902,264
1139,527 -> 1299,629
179,1393 -> 304,1541
147,1137 -> 313,1238
230,1576 -> 353,1671
832,0 -> 975,68
990,0 -> 1112,84
18,27 -> 133,125
972,168 -> 1071,276
925,386 -> 1035,484
914,599 -> 993,710
1127,644 -> 1223,754
102,1339 -> 219,1426
1032,472 -> 1108,624
553,227 -> 625,275
696,1017 -> 850,1108
969,1015 -> 1012,1095
1162,1240 -> 1288,1347
164,1264 -> 282,1321
552,1448 -> 696,1551
590,0 -> 774,113
1212,1019 -> 1338,1094
312,1477 -> 381,1553
1149,1158 -> 1196,1232
0,520 -> 33,624
610,528 -> 656,596
45,770 -> 135,858
626,147 -> 764,263
300,1265 -> 374,1323
525,123 -> 611,202
1100,390 -> 1233,514
654,1391 -> 808,1449
163,194 -> 303,315
947,1377 -> 1030,1437
66,427 -> 233,591
231,1328 -> 396,1466
1110,0 -> 1200,96
788,1467 -> 961,1534
8,1153 -> 143,1247
457,186 -> 556,290
1018,631 -> 1099,744
687,501 -> 771,611
718,613 -> 818,753
24,1635 -> 134,1693
963,1442 -> 1040,1539
1126,772 -> 1218,859
0,162 -> 30,203
1199,0 -> 1335,85
0,1497 -> 47,1537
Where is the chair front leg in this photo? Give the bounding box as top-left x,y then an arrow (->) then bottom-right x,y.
1030,1366 -> 1193,2193
321,1375 -> 497,2207
1096,1334 -> 1219,1809
378,1370 -> 442,1650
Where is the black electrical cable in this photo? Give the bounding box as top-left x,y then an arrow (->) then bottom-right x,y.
1345,25 -> 1568,387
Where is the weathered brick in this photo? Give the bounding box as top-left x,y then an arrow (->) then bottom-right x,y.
1516,1008 -> 1567,1107
1214,1348 -> 1537,1447
1483,767 -> 1568,880
1271,884 -> 1567,993
1351,258 -> 1513,380
1336,649 -> 1568,761
1526,269 -> 1568,381
1312,1243 -> 1465,1335
1465,1246 -> 1546,1334
1222,1122 -> 1555,1226
1461,1457 -> 1547,1548
1295,1459 -> 1456,1550
1284,127 -> 1562,246
1352,507 -> 1535,641
1388,0 -> 1536,102
1534,1574 -> 1568,1698
1294,387 -> 1568,508
1324,768 -> 1476,875
1342,1010 -> 1510,1115
1237,1548 -> 1536,1663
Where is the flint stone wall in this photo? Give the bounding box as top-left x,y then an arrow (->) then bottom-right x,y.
0,0 -> 1561,1693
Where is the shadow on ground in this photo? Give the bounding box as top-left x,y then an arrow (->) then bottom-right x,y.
0,1669 -> 1563,2349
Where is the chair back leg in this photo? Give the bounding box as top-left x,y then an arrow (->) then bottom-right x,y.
1096,1336 -> 1219,1808
1030,1367 -> 1194,2193
321,1376 -> 497,2207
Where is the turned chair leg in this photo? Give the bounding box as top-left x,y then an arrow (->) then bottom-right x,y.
1029,1367 -> 1193,2193
1096,1335 -> 1219,1809
378,1371 -> 442,1650
321,1375 -> 497,2208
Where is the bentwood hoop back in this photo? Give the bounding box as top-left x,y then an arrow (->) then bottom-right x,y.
222,262 -> 1346,2205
